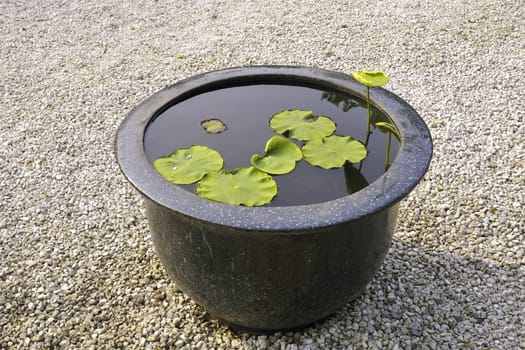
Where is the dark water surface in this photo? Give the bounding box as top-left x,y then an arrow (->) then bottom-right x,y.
144,84 -> 399,206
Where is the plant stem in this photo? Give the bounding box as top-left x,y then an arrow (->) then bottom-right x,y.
385,131 -> 392,171
366,86 -> 371,136
364,128 -> 371,148
360,87 -> 372,172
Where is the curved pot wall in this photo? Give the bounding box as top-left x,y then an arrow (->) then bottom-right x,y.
145,197 -> 399,330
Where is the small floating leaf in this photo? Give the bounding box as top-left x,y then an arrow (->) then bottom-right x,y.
197,167 -> 277,206
201,118 -> 227,134
269,109 -> 336,141
352,71 -> 389,87
302,135 -> 367,169
250,135 -> 302,175
153,145 -> 223,184
375,121 -> 401,141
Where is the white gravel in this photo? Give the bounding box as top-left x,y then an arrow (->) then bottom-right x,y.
1,0 -> 524,349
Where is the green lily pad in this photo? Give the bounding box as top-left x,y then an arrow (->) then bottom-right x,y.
250,135 -> 302,175
375,121 -> 401,141
269,109 -> 336,141
197,167 -> 277,206
352,71 -> 389,87
302,135 -> 368,169
201,118 -> 227,134
153,145 -> 223,184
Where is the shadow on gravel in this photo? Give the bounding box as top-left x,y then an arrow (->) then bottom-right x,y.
215,240 -> 524,349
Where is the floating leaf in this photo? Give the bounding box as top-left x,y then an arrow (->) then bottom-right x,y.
352,71 -> 389,87
302,135 -> 367,169
250,135 -> 302,175
269,109 -> 336,141
197,167 -> 277,206
201,118 -> 227,134
375,121 -> 401,141
153,145 -> 223,184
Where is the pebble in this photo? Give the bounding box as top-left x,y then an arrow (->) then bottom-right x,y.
1,0 -> 523,349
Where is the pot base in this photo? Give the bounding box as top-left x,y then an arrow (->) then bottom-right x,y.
210,313 -> 335,335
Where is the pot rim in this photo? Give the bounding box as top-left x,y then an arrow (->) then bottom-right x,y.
116,66 -> 432,231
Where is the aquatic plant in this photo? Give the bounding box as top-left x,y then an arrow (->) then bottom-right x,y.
351,70 -> 389,140
153,70 -> 398,206
352,70 -> 400,169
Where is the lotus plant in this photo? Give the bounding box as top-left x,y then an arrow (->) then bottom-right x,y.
153,70 -> 399,206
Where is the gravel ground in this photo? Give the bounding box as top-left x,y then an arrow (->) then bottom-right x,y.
1,0 -> 524,349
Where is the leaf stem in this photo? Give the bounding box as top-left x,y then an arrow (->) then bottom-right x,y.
360,87 -> 372,172
385,131 -> 392,171
366,86 -> 371,136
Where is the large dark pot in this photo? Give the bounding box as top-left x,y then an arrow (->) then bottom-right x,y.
116,66 -> 432,332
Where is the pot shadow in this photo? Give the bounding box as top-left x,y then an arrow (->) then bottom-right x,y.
199,239 -> 523,348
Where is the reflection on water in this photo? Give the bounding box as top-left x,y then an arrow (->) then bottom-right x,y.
321,91 -> 360,112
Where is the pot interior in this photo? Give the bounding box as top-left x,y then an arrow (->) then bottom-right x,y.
143,83 -> 400,207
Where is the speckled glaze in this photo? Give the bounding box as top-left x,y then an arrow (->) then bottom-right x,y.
116,66 -> 432,332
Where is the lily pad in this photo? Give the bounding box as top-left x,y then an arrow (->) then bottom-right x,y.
269,109 -> 336,141
375,121 -> 401,141
201,118 -> 227,134
302,135 -> 367,169
352,71 -> 389,87
250,135 -> 302,175
153,145 -> 223,184
197,167 -> 277,206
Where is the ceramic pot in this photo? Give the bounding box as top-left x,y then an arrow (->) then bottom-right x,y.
116,66 -> 432,332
